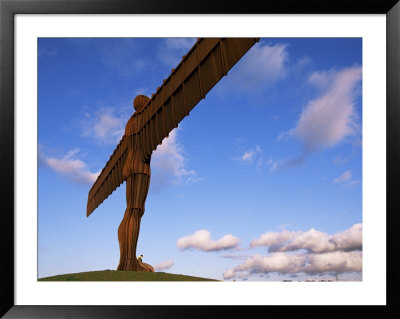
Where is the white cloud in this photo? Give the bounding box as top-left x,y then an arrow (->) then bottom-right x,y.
226,253 -> 305,278
223,268 -> 236,279
250,229 -> 298,248
281,66 -> 362,153
151,128 -> 197,187
154,260 -> 174,271
223,269 -> 249,280
304,251 -> 362,273
334,170 -> 352,183
235,146 -> 263,165
333,170 -> 359,188
223,250 -> 362,279
39,147 -> 99,185
240,151 -> 255,163
81,107 -> 128,144
330,223 -> 362,252
307,69 -> 336,90
94,114 -> 122,139
228,42 -> 288,90
271,228 -> 333,253
177,229 -> 240,252
251,224 -> 362,254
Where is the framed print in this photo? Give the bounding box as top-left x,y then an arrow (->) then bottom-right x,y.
1,0 -> 399,318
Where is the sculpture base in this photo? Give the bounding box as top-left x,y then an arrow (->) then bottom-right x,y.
138,261 -> 155,272
117,259 -> 154,272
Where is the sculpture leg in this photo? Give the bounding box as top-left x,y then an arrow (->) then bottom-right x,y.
117,208 -> 142,271
117,173 -> 153,272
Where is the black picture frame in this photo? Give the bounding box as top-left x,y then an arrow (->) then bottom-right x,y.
1,0 -> 399,318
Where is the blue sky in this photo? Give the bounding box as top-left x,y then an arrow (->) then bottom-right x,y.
38,37 -> 362,281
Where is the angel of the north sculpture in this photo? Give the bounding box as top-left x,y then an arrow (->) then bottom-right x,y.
86,38 -> 259,272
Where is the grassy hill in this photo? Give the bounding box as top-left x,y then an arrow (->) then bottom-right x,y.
38,270 -> 220,281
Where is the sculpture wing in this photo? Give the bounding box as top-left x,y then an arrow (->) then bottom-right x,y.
86,135 -> 128,217
87,38 -> 258,217
130,38 -> 259,160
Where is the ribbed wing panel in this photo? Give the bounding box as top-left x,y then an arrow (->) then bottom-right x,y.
86,136 -> 128,217
134,38 -> 259,160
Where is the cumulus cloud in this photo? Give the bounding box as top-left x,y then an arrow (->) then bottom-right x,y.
223,250 -> 362,279
177,229 -> 240,252
39,147 -> 99,184
223,268 -> 237,280
304,250 -> 362,273
228,42 -> 288,90
81,107 -> 127,144
224,253 -> 305,279
330,224 -> 363,252
151,128 -> 198,187
250,224 -> 362,254
250,229 -> 298,248
271,228 -> 334,253
154,260 -> 174,271
281,66 -> 362,153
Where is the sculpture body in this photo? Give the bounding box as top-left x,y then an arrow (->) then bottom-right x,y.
117,95 -> 153,271
86,38 -> 259,271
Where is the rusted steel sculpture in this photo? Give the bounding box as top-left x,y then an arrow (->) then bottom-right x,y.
87,38 -> 259,271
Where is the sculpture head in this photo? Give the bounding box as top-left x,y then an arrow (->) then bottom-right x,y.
133,95 -> 150,112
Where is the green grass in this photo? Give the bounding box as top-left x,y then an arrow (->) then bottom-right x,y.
38,270 -> 220,282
